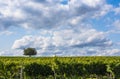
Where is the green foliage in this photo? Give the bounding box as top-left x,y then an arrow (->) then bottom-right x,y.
24,63 -> 41,77
0,61 -> 8,79
113,63 -> 120,78
85,62 -> 107,76
24,48 -> 37,57
24,63 -> 53,78
0,61 -> 19,79
0,56 -> 120,78
57,63 -> 85,77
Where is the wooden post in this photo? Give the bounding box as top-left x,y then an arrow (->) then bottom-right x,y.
20,64 -> 23,79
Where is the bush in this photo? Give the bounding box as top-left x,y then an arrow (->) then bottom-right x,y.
113,63 -> 120,78
24,63 -> 41,77
24,63 -> 53,78
85,62 -> 107,76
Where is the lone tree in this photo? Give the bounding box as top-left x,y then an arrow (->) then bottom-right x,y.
24,48 -> 37,57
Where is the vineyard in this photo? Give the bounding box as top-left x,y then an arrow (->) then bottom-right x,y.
0,56 -> 120,79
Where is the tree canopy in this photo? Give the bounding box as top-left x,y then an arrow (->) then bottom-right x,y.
24,48 -> 37,57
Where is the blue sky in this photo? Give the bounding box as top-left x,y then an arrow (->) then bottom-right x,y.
0,0 -> 120,56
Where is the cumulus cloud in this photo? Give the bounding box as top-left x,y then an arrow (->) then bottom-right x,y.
0,0 -> 111,30
96,49 -> 120,56
1,0 -> 117,56
12,26 -> 112,56
93,4 -> 113,18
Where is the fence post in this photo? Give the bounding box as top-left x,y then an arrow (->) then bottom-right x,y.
20,63 -> 23,79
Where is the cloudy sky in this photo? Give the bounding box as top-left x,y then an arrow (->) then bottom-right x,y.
0,0 -> 120,56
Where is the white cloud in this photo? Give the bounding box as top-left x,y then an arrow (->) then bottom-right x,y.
0,0 -> 117,56
97,49 -> 120,56
0,0 -> 109,30
12,26 -> 112,56
69,0 -> 104,8
1,47 -> 120,56
0,49 -> 23,56
0,31 -> 14,36
113,20 -> 120,29
114,5 -> 120,15
93,4 -> 113,18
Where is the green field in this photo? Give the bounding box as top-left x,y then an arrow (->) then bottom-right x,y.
0,56 -> 120,79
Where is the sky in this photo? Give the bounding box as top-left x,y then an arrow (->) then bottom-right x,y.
0,0 -> 120,56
